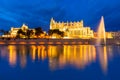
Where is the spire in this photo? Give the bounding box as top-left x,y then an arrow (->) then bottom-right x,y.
50,17 -> 55,29
51,17 -> 54,21
81,20 -> 84,27
21,23 -> 28,30
22,23 -> 26,26
67,21 -> 69,26
81,20 -> 83,24
51,17 -> 55,23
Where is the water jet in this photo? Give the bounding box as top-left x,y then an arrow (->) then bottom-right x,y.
96,16 -> 106,45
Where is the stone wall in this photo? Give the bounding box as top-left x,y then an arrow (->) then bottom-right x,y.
0,39 -> 119,45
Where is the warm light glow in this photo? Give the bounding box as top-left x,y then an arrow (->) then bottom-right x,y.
97,46 -> 108,73
0,44 -> 115,72
97,16 -> 106,45
0,42 -> 5,44
19,45 -> 27,68
9,42 -> 17,44
29,42 -> 36,44
64,42 -> 69,44
19,42 -> 27,44
30,45 -> 36,61
57,45 -> 97,69
8,45 -> 17,67
20,53 -> 27,68
56,42 -> 62,44
48,42 -> 53,44
39,42 -> 45,44
50,18 -> 94,39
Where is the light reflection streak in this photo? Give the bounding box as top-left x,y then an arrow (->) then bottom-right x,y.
8,45 -> 17,67
19,45 -> 27,68
30,45 -> 37,61
0,44 -> 119,73
96,46 -> 115,73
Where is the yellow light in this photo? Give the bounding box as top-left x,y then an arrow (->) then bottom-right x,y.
9,42 -> 16,44
29,42 -> 36,45
8,45 -> 17,67
39,42 -> 45,44
48,42 -> 53,44
19,42 -> 27,44
0,42 -> 5,44
64,42 -> 69,44
56,42 -> 61,44
30,45 -> 36,61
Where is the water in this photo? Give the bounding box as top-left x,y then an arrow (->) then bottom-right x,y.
0,45 -> 120,80
97,16 -> 106,45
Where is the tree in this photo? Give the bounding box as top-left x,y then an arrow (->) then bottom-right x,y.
16,29 -> 25,38
48,29 -> 53,36
59,31 -> 64,37
17,29 -> 25,35
26,30 -> 34,38
48,29 -> 64,38
35,27 -> 43,37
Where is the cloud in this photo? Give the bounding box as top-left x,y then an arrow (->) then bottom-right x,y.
0,0 -> 119,31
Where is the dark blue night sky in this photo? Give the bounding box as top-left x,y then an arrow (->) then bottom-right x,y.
0,0 -> 120,31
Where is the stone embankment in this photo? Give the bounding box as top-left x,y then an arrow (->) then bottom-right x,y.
0,38 -> 119,45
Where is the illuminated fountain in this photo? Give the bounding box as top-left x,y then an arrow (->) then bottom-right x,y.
96,16 -> 106,45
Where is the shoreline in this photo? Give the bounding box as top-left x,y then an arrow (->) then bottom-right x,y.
0,38 -> 119,45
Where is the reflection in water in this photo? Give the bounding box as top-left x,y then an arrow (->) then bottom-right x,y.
19,45 -> 27,68
8,45 -> 17,67
96,46 -> 108,73
0,45 -> 119,73
58,45 -> 96,69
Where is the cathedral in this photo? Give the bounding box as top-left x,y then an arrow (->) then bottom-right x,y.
50,18 -> 94,39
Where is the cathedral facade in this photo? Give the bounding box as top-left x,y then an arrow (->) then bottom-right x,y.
50,18 -> 94,39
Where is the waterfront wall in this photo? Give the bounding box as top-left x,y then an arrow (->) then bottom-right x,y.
0,39 -> 119,45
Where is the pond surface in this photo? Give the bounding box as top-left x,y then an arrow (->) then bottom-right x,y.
0,45 -> 120,80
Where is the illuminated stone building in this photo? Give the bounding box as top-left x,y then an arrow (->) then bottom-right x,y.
105,32 -> 113,39
94,32 -> 113,39
50,18 -> 94,39
110,31 -> 120,39
9,24 -> 37,38
10,24 -> 29,37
